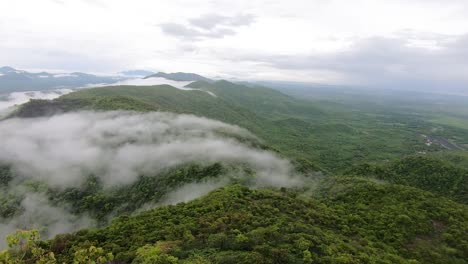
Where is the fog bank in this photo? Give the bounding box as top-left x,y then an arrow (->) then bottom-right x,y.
0,89 -> 73,117
0,111 -> 306,247
0,111 -> 300,187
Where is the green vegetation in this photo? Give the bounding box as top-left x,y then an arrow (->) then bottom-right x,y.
144,72 -> 212,82
0,230 -> 58,263
0,163 -> 248,223
15,80 -> 461,172
428,151 -> 468,170
5,182 -> 466,263
344,155 -> 468,203
0,229 -> 113,264
3,79 -> 468,263
431,115 -> 468,131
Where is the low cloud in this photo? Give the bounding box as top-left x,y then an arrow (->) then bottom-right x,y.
158,178 -> 229,206
85,78 -> 217,97
0,89 -> 73,116
0,110 -> 309,247
88,77 -> 192,89
0,193 -> 94,249
0,111 -> 299,187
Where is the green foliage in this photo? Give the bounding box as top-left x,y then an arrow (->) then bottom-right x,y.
317,177 -> 468,263
0,163 -> 231,223
0,230 -> 56,264
4,79 -> 468,264
344,155 -> 468,203
0,165 -> 12,186
428,151 -> 468,170
45,183 -> 467,263
73,245 -> 113,264
133,242 -> 179,264
15,80 -> 465,172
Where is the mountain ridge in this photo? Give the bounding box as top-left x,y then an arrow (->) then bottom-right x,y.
0,66 -> 121,93
144,71 -> 213,82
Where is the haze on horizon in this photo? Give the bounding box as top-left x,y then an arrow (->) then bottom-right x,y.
1,0 -> 468,93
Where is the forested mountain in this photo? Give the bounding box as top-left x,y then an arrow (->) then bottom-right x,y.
344,155 -> 468,203
45,182 -> 468,263
13,80 -> 457,172
144,72 -> 212,82
120,70 -> 156,77
1,79 -> 467,263
0,66 -> 120,93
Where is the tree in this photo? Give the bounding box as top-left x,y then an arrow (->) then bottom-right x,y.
73,246 -> 114,264
0,229 -> 56,264
132,242 -> 178,264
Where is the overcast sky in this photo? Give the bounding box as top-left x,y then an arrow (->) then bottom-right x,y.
1,0 -> 468,90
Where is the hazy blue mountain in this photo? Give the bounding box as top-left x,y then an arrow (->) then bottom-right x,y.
119,69 -> 156,77
0,66 -> 121,93
144,71 -> 212,82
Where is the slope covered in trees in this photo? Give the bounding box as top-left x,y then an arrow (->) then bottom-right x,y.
13,80 -> 449,172
3,179 -> 467,263
2,80 -> 468,263
344,155 -> 468,203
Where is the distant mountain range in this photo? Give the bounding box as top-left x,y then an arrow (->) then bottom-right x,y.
0,66 -> 121,93
0,66 -> 215,93
144,72 -> 212,82
119,70 -> 156,77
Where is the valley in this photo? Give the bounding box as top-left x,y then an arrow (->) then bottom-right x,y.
0,73 -> 467,263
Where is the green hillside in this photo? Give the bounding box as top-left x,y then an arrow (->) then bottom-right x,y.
0,163 -> 231,221
144,72 -> 212,82
344,155 -> 468,203
2,80 -> 468,264
187,80 -> 323,119
13,80 -> 448,172
9,180 -> 467,264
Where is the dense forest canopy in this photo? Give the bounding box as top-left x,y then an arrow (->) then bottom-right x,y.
1,80 -> 467,263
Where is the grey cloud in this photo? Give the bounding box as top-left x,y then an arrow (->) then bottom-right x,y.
160,13 -> 255,40
160,23 -> 203,39
189,13 -> 255,30
233,33 -> 468,93
189,14 -> 228,30
160,23 -> 236,40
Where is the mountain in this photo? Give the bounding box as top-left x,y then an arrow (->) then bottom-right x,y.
187,80 -> 323,119
344,155 -> 468,203
1,77 -> 468,263
0,66 -> 121,93
119,70 -> 156,77
0,66 -> 18,73
25,181 -> 468,263
14,79 -> 463,172
144,71 -> 212,82
12,81 -> 325,171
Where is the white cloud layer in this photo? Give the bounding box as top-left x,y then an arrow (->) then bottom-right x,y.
0,192 -> 94,249
84,77 -> 217,96
0,89 -> 73,116
0,111 -> 301,188
0,111 -> 307,246
88,77 -> 193,89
